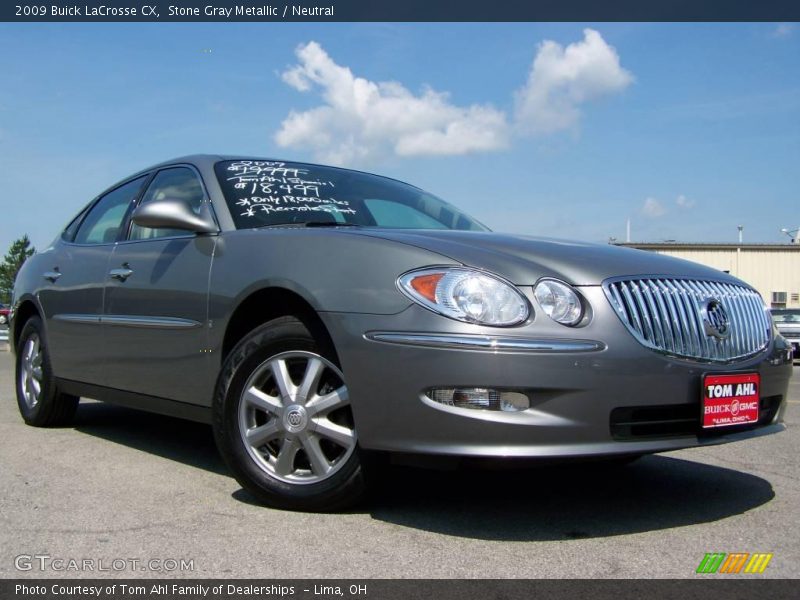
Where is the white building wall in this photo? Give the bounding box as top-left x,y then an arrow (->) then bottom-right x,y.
647,248 -> 800,308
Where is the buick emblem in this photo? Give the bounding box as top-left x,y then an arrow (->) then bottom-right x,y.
702,298 -> 731,340
283,405 -> 308,432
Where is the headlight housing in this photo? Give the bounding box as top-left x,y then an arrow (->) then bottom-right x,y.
533,279 -> 583,326
398,267 -> 530,327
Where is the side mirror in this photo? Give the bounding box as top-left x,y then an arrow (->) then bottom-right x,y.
131,198 -> 217,234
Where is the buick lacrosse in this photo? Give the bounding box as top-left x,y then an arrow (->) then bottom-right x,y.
11,155 -> 793,510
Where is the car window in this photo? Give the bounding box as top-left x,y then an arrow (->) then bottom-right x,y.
73,176 -> 148,245
773,311 -> 800,323
128,167 -> 206,241
61,203 -> 92,242
363,198 -> 447,229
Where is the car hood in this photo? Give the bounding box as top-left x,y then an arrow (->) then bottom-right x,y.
349,229 -> 744,286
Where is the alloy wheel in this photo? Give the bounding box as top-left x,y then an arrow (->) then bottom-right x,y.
238,351 -> 356,485
20,334 -> 44,409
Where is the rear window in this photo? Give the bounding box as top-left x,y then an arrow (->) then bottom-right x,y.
214,160 -> 487,231
772,310 -> 800,323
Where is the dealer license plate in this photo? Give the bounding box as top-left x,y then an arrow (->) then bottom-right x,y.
702,373 -> 760,428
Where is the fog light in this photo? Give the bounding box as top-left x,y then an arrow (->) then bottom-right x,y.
426,388 -> 530,412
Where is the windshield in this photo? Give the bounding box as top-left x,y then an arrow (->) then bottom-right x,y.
215,160 -> 488,231
772,310 -> 800,323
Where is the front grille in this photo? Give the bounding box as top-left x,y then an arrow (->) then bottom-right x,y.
605,277 -> 771,362
610,395 -> 782,440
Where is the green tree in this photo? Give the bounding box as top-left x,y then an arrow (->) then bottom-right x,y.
0,235 -> 36,304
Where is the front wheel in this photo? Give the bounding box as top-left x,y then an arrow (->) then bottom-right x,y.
213,317 -> 365,511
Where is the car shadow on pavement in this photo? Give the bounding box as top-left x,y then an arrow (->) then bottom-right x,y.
70,402 -> 775,541
367,456 -> 775,541
72,401 -> 228,476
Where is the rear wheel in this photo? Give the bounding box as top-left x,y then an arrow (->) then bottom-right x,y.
15,316 -> 79,427
213,316 -> 365,511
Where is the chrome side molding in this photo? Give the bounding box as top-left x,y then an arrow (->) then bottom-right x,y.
53,314 -> 201,329
365,332 -> 605,353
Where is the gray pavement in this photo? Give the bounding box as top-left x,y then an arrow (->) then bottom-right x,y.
0,343 -> 797,579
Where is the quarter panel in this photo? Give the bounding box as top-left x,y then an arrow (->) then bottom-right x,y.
206,228 -> 458,358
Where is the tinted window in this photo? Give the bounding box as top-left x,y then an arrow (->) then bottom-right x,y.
364,198 -> 448,229
74,176 -> 148,245
214,160 -> 488,231
773,310 -> 800,323
62,203 -> 92,242
128,167 -> 206,241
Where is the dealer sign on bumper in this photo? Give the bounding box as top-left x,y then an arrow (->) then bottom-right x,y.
703,373 -> 760,428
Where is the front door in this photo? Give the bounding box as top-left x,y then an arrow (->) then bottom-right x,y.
101,166 -> 217,405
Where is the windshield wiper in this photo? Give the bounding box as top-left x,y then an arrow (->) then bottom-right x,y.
258,222 -> 360,228
303,221 -> 360,228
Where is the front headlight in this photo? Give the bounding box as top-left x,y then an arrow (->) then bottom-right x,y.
398,267 -> 530,326
533,279 -> 583,326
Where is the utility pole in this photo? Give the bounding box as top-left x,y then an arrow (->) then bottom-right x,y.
737,225 -> 743,276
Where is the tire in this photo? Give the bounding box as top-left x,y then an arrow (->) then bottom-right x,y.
213,316 -> 366,511
15,316 -> 79,427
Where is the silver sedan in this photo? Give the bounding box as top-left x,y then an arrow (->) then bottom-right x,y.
10,155 -> 794,510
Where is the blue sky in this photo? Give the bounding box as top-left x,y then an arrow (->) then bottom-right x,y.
0,22 -> 798,253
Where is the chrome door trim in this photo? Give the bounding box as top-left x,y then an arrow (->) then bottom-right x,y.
53,314 -> 201,329
52,314 -> 102,325
103,315 -> 202,329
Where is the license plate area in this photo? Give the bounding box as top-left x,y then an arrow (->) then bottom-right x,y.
702,373 -> 760,429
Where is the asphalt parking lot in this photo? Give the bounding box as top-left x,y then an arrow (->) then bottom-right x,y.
0,342 -> 797,579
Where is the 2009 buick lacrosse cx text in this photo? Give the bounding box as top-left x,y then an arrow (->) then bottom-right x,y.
9,155 -> 794,511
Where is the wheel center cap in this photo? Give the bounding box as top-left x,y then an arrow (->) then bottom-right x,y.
283,405 -> 308,433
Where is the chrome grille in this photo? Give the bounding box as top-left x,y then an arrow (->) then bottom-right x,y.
604,278 -> 771,362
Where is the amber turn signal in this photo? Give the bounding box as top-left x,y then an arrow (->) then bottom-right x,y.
409,273 -> 444,302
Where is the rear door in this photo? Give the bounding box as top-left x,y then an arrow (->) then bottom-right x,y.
102,166 -> 218,404
40,176 -> 149,384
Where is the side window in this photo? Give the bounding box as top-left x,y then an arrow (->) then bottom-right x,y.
363,198 -> 447,229
73,176 -> 148,245
128,167 -> 206,241
62,204 -> 91,242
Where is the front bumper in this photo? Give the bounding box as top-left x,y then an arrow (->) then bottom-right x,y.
320,287 -> 792,458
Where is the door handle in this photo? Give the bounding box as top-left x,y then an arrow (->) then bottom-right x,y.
109,268 -> 134,282
43,270 -> 62,283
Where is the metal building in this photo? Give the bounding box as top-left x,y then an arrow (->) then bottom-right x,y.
616,242 -> 800,309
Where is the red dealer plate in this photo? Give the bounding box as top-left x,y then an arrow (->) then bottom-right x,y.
702,373 -> 760,428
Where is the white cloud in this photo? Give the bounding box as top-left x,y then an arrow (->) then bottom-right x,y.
514,29 -> 633,135
275,41 -> 509,164
771,23 -> 795,39
275,32 -> 633,164
675,194 -> 695,209
642,197 -> 666,218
